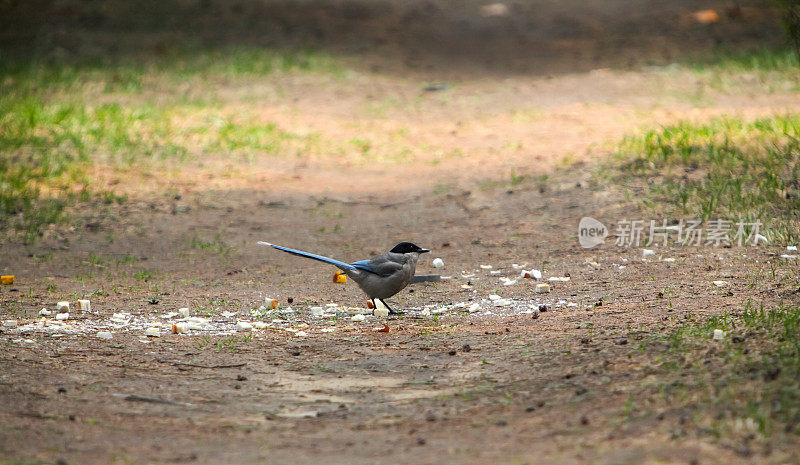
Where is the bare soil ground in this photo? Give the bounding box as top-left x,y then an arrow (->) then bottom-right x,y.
1,1 -> 799,464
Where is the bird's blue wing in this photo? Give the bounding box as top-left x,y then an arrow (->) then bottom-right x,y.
350,259 -> 376,274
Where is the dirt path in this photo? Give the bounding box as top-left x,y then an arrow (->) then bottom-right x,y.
2,1 -> 799,463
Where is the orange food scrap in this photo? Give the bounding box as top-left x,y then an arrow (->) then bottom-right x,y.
270,299 -> 279,310
366,300 -> 375,309
377,324 -> 390,333
333,271 -> 347,284
692,9 -> 719,24
1,276 -> 14,285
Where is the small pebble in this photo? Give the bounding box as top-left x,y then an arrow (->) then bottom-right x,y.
617,338 -> 628,345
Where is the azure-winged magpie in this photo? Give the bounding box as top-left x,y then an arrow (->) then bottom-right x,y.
258,241 -> 430,314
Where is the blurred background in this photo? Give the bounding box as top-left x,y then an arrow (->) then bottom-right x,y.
0,0 -> 797,253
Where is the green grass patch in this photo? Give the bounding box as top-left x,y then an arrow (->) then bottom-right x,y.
0,46 -> 342,241
642,301 -> 800,450
609,115 -> 800,243
675,47 -> 800,92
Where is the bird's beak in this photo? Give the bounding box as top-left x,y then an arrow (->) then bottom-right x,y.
419,248 -> 430,254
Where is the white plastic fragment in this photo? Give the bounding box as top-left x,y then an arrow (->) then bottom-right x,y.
713,329 -> 725,341
480,265 -> 492,270
236,321 -> 253,332
145,327 -> 161,337
781,254 -> 797,259
161,312 -> 178,319
535,283 -> 551,293
221,311 -> 237,318
112,313 -> 131,323
178,307 -> 190,318
56,301 -> 70,312
39,308 -> 51,316
97,331 -> 113,340
468,303 -> 482,313
548,276 -> 570,282
493,299 -> 512,307
310,306 -> 324,317
3,320 -> 18,328
320,327 -> 334,333
488,294 -> 501,301
642,249 -> 655,257
55,313 -> 69,321
432,258 -> 445,268
712,281 -> 729,287
351,314 -> 365,322
461,284 -> 473,290
252,321 -> 268,330
490,270 -> 502,275
499,277 -> 518,286
373,308 -> 389,318
662,258 -> 676,262
295,331 -> 308,337
788,246 -> 798,252
77,299 -> 91,311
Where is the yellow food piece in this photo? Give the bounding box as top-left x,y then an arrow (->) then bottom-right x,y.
333,271 -> 347,284
1,276 -> 14,285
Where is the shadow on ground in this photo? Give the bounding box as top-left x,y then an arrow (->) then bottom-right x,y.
0,0 -> 785,76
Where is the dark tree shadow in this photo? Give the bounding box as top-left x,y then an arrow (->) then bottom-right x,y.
0,0 -> 786,77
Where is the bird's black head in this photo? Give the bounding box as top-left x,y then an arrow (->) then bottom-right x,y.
390,242 -> 430,254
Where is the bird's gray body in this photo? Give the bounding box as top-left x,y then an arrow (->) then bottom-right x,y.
344,252 -> 421,299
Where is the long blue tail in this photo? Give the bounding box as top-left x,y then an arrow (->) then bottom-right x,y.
258,241 -> 356,271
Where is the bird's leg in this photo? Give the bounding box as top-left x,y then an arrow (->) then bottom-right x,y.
379,299 -> 403,315
371,298 -> 377,311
